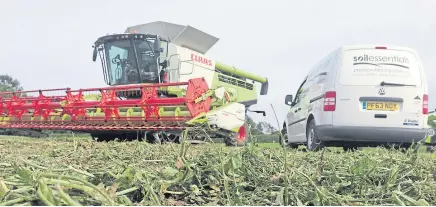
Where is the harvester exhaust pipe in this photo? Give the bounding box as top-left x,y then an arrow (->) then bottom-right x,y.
260,80 -> 269,96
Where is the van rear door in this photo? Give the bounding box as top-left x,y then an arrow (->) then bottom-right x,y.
333,46 -> 428,129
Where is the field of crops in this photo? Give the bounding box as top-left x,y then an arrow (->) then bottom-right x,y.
0,135 -> 436,206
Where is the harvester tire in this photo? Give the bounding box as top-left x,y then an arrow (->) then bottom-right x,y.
90,132 -> 117,142
224,123 -> 249,147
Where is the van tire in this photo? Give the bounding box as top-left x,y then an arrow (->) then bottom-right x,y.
427,145 -> 435,153
280,126 -> 298,149
343,146 -> 359,152
306,119 -> 324,151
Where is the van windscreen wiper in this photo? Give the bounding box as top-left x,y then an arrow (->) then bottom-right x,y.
380,81 -> 416,87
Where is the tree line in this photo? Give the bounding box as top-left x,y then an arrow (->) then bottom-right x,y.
245,116 -> 279,136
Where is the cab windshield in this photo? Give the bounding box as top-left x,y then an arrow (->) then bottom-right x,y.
104,39 -> 159,85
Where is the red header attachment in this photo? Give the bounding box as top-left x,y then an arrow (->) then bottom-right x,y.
0,78 -> 211,131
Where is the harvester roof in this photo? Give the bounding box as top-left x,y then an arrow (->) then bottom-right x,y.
125,21 -> 219,54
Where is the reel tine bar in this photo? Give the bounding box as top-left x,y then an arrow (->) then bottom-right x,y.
0,78 -> 211,131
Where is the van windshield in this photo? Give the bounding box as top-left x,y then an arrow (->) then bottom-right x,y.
338,49 -> 422,86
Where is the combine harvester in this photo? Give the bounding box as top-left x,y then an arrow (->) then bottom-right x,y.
0,21 -> 268,146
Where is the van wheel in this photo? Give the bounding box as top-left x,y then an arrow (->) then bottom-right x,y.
427,145 -> 436,153
343,146 -> 359,152
306,119 -> 324,151
280,126 -> 298,149
386,143 -> 411,152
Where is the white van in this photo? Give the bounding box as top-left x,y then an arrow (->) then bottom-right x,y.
282,45 -> 430,151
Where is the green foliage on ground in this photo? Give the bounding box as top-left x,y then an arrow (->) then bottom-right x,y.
0,136 -> 435,206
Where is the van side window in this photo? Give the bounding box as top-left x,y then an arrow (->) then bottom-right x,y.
293,79 -> 307,105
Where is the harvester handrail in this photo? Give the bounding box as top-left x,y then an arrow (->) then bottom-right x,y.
0,88 -> 71,95
68,82 -> 190,92
2,96 -> 65,102
61,97 -> 187,108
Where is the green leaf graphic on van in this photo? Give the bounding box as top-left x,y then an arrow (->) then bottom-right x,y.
353,62 -> 409,69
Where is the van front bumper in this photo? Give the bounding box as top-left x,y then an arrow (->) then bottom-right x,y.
315,125 -> 429,143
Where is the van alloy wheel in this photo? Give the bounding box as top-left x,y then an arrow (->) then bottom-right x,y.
307,128 -> 314,147
279,127 -> 287,147
306,119 -> 323,151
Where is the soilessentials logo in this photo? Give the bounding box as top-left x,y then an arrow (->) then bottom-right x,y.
353,54 -> 409,69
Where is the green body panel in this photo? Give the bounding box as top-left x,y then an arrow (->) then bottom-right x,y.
215,61 -> 267,84
210,72 -> 257,107
215,61 -> 268,96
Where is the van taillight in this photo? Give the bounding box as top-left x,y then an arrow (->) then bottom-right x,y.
423,94 -> 428,114
323,91 -> 336,111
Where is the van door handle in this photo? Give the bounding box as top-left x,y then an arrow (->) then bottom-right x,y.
294,108 -> 301,113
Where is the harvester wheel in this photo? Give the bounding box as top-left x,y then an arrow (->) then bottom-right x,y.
162,134 -> 181,144
90,132 -> 117,142
224,123 -> 249,147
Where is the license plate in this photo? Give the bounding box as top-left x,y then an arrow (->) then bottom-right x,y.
362,101 -> 399,111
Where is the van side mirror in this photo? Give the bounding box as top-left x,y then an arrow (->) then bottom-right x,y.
285,95 -> 293,106
92,47 -> 97,62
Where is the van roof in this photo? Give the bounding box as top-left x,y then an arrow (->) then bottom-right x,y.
338,45 -> 418,53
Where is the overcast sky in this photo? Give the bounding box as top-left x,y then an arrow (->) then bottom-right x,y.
0,0 -> 435,126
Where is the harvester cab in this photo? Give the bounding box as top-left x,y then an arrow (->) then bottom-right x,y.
92,33 -> 165,86
92,21 -> 269,96
0,21 -> 268,146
